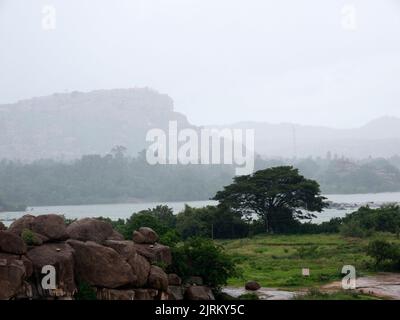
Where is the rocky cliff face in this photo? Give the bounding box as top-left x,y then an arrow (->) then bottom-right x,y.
0,215 -> 214,300
0,88 -> 194,161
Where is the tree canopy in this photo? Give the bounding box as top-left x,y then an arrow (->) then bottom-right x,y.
213,166 -> 328,233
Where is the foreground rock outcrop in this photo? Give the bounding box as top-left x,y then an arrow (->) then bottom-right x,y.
0,214 -> 215,300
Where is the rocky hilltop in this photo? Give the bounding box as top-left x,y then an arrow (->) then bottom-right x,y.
0,215 -> 214,300
0,88 -> 193,160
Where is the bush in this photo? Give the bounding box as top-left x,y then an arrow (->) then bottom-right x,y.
159,229 -> 181,247
176,205 -> 248,240
295,245 -> 320,259
340,219 -> 372,238
21,229 -> 41,246
168,237 -> 237,290
340,205 -> 400,237
366,240 -> 400,268
75,282 -> 97,300
106,205 -> 177,240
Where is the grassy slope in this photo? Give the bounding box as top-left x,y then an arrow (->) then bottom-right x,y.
219,233 -> 400,289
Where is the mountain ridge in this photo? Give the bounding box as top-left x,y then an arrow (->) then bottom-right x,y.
1,88 -> 399,160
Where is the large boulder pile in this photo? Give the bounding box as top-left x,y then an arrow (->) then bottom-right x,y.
0,214 -> 215,300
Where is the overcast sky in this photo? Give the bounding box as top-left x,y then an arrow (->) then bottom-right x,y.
1,0 -> 400,128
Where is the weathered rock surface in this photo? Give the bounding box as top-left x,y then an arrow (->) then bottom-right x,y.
134,243 -> 172,266
148,265 -> 168,291
0,215 -> 186,300
133,288 -> 158,300
0,255 -> 26,300
96,288 -> 135,300
168,285 -> 184,300
67,240 -> 136,288
7,214 -> 67,242
128,252 -> 151,287
30,214 -> 68,241
104,240 -> 136,260
185,286 -> 215,300
67,218 -> 114,243
27,243 -> 76,296
8,215 -> 36,235
168,273 -> 182,286
0,222 -> 6,231
0,231 -> 27,254
133,227 -> 159,244
107,230 -> 125,241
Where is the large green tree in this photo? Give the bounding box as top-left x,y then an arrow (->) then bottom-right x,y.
213,166 -> 328,233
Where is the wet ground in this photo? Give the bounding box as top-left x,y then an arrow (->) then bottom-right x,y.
322,273 -> 400,300
222,287 -> 299,300
224,273 -> 400,300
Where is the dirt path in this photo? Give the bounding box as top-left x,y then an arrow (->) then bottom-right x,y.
223,273 -> 400,300
321,272 -> 400,300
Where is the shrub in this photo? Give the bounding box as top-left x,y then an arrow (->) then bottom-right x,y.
75,282 -> 97,300
107,205 -> 177,240
295,245 -> 320,259
340,219 -> 371,238
159,229 -> 181,247
21,229 -> 41,246
176,205 -> 248,240
340,205 -> 400,237
366,240 -> 400,268
168,237 -> 237,290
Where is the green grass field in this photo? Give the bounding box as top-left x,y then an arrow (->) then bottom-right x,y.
219,233 -> 400,289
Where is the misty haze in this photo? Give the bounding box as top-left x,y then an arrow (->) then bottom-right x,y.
1,0 -> 400,304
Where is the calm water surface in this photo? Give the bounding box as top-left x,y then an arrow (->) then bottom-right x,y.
1,192 -> 400,226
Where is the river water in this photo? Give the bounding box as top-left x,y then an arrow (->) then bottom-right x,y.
1,192 -> 400,227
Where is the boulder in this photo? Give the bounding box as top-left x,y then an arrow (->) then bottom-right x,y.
0,231 -> 27,254
8,214 -> 66,243
127,252 -> 150,287
132,231 -> 145,244
21,255 -> 33,278
133,227 -> 159,244
107,230 -> 125,241
8,215 -> 36,235
22,231 -> 48,246
168,285 -> 184,300
103,240 -> 136,260
134,243 -> 172,266
67,240 -> 136,288
96,288 -> 135,300
185,286 -> 215,300
30,214 -> 68,241
0,255 -> 26,300
133,288 -> 158,300
27,243 -> 76,297
245,281 -> 261,291
148,265 -> 168,291
168,273 -> 182,286
66,218 -> 114,243
0,222 -> 6,231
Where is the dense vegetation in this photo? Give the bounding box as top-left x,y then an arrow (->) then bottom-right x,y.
214,166 -> 327,233
1,152 -> 400,208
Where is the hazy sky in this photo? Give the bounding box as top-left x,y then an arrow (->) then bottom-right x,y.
1,0 -> 400,128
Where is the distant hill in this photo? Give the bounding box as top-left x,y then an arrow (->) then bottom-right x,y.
225,116 -> 400,158
0,88 -> 193,160
1,88 -> 399,160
